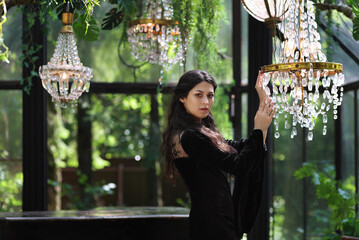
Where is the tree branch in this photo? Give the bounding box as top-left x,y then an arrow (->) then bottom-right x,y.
316,3 -> 355,20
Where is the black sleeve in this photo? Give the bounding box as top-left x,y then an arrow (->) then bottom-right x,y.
225,139 -> 247,152
180,129 -> 265,177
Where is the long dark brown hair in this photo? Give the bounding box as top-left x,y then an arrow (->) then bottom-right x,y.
161,70 -> 236,180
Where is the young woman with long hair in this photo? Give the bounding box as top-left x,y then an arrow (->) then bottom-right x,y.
161,70 -> 275,240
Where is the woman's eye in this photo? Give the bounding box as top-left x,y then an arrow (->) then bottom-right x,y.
208,94 -> 214,98
195,93 -> 202,97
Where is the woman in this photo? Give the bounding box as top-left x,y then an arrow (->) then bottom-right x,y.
161,70 -> 275,240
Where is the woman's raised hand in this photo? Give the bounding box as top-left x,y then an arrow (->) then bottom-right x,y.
254,98 -> 276,135
255,71 -> 268,104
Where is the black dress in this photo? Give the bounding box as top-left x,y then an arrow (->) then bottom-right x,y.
174,129 -> 265,240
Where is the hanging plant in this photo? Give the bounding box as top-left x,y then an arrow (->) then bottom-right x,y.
0,0 -> 9,63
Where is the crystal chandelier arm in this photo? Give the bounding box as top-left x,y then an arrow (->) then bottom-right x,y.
117,32 -> 147,69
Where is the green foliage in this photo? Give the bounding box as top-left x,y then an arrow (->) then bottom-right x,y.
91,94 -> 152,160
294,162 -> 359,234
176,193 -> 191,209
0,0 -> 9,63
353,16 -> 359,40
0,91 -> 22,211
346,0 -> 359,40
73,14 -> 100,41
48,102 -> 78,168
101,8 -> 124,30
0,166 -> 22,212
190,0 -> 227,75
51,171 -> 115,210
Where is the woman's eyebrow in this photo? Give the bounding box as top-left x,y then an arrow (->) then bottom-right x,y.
195,90 -> 214,93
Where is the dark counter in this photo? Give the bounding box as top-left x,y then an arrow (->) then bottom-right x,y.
0,207 -> 189,240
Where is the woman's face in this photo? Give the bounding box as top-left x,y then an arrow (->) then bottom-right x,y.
180,81 -> 215,122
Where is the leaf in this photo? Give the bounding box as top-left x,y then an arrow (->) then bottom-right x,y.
73,14 -> 100,41
118,0 -> 139,16
353,17 -> 359,41
101,8 -> 124,30
30,71 -> 39,77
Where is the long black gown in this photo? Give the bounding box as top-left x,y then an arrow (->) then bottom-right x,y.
174,129 -> 265,240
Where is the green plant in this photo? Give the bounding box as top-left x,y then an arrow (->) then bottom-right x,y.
0,166 -> 22,212
294,162 -> 359,238
176,192 -> 191,209
50,171 -> 116,210
0,0 -> 9,63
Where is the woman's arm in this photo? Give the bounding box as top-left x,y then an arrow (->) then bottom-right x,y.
180,129 -> 265,176
254,71 -> 276,144
225,139 -> 247,152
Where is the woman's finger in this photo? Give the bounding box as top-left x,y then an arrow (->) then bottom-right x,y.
269,106 -> 276,118
256,71 -> 263,87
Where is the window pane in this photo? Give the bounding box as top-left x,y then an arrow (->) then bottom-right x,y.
342,92 -> 355,186
271,123 -> 304,240
357,90 -> 359,195
212,86 -> 232,139
241,93 -> 248,138
241,7 -> 248,86
319,16 -> 359,84
0,90 -> 22,212
0,8 -> 22,81
306,109 -> 334,239
48,93 -> 154,210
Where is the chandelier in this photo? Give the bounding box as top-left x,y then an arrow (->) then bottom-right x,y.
39,12 -> 93,110
241,0 -> 289,30
127,0 -> 186,71
250,0 -> 344,141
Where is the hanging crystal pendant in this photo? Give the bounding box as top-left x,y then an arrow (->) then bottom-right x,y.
39,12 -> 93,111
